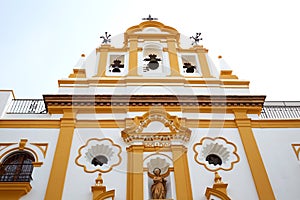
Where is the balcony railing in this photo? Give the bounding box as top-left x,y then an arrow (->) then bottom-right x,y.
0,164 -> 33,182
6,99 -> 47,114
260,101 -> 300,119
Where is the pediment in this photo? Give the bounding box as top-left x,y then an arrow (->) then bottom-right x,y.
121,108 -> 191,147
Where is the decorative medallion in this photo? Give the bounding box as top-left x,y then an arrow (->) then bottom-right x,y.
193,137 -> 239,171
75,138 -> 122,173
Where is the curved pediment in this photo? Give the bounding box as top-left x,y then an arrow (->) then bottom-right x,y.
121,108 -> 191,147
126,21 -> 179,35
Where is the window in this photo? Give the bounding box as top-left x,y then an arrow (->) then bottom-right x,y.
0,151 -> 34,182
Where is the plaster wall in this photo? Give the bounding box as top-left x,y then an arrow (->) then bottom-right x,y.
0,128 -> 59,200
253,128 -> 300,199
62,128 -> 127,200
188,128 -> 259,200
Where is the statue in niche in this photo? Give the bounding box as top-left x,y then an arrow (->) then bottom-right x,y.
151,168 -> 167,199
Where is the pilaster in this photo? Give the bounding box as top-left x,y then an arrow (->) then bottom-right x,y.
171,145 -> 193,200
166,38 -> 180,75
128,38 -> 138,76
126,145 -> 144,200
96,45 -> 110,77
233,109 -> 275,200
44,109 -> 77,200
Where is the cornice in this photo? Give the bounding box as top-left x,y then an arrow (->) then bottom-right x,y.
43,95 -> 266,114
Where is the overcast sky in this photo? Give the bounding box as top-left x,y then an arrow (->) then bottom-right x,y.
1,0 -> 299,100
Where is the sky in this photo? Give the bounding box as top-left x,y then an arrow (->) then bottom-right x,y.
0,0 -> 300,100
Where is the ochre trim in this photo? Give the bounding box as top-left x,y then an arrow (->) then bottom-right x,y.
43,94 -> 265,115
291,144 -> 300,160
0,182 -> 32,200
96,44 -> 110,77
1,119 -> 299,129
0,90 -> 15,99
205,188 -> 231,200
68,69 -> 86,78
128,38 -> 138,76
193,137 -> 240,172
126,145 -> 144,200
30,143 -> 49,158
44,109 -> 77,200
171,145 -> 193,199
233,110 -> 275,200
75,138 -> 122,173
0,120 -> 60,128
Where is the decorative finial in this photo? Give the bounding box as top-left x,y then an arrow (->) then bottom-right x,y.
190,32 -> 203,46
142,14 -> 158,21
214,172 -> 223,183
95,173 -> 103,186
100,32 -> 111,44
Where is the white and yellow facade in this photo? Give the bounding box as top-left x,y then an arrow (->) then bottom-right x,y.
0,19 -> 300,200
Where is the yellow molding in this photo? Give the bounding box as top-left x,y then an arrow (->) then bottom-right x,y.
0,182 -> 32,200
44,109 -> 77,200
0,120 -> 60,128
291,144 -> 300,160
171,145 -> 193,199
193,137 -> 240,172
251,119 -> 300,128
125,21 -> 179,35
126,145 -> 144,200
219,70 -> 238,79
0,90 -> 15,99
1,118 -> 298,129
75,138 -> 122,173
233,110 -> 275,200
68,69 -> 86,78
75,120 -> 125,128
128,38 -> 138,76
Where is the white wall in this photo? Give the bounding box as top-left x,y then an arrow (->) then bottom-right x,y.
188,128 -> 259,200
0,128 -> 59,200
253,128 -> 300,200
62,128 -> 128,200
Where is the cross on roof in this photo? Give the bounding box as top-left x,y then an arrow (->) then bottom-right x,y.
142,14 -> 158,21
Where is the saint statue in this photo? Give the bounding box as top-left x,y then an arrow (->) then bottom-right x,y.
151,168 -> 167,199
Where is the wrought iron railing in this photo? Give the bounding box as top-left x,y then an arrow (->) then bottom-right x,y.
260,101 -> 300,119
6,99 -> 47,114
0,164 -> 33,182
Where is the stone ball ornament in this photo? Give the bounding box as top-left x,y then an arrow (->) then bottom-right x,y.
75,138 -> 122,173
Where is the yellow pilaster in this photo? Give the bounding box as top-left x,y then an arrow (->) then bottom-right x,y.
171,145 -> 193,200
233,110 -> 275,200
96,45 -> 110,77
128,38 -> 138,76
44,109 -> 77,200
167,38 -> 180,75
194,46 -> 212,78
126,145 -> 144,200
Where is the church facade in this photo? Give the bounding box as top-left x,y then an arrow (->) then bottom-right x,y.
0,18 -> 300,200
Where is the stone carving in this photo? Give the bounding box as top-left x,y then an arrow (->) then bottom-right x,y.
151,168 -> 167,199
